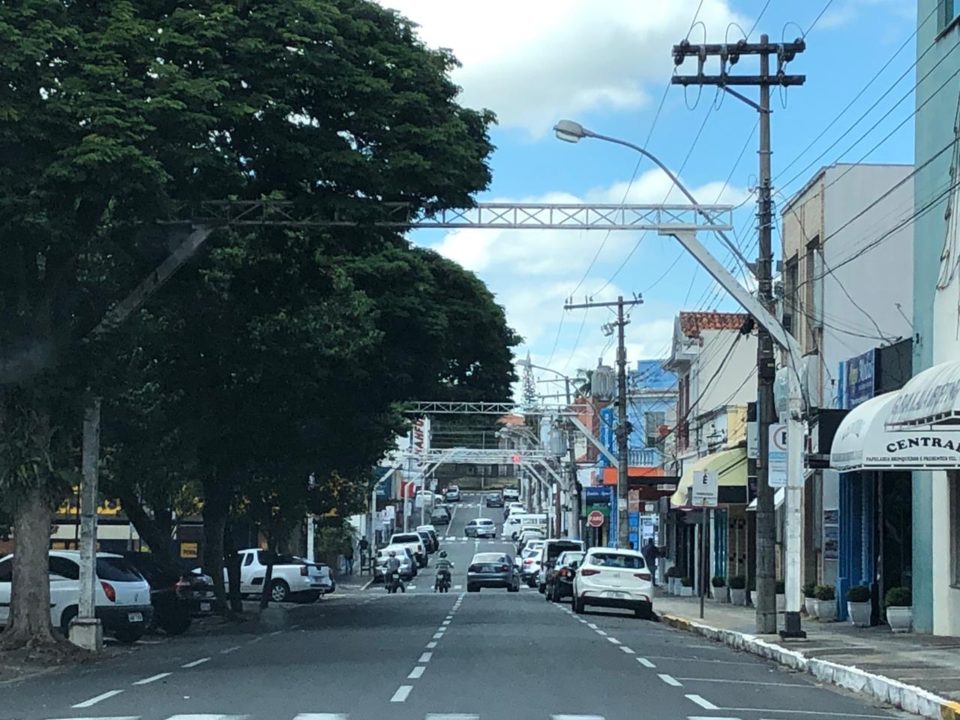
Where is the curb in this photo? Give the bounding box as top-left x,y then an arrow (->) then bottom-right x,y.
660,613 -> 952,719
361,577 -> 375,592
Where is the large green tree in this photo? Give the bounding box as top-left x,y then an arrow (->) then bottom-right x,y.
0,0 -> 495,648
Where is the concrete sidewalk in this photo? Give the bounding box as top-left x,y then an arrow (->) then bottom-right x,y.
655,592 -> 960,718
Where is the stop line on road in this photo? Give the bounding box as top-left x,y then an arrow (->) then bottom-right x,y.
41,714 -> 746,720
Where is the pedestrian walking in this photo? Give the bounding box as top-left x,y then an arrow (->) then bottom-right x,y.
641,538 -> 660,585
358,537 -> 369,573
343,541 -> 355,575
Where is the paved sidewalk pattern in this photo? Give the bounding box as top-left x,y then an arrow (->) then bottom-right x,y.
655,594 -> 960,719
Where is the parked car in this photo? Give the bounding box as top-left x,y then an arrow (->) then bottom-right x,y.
502,488 -> 520,503
485,493 -> 504,508
121,552 -> 214,635
374,547 -> 415,581
503,513 -> 547,540
572,548 -> 653,619
430,505 -> 452,525
464,518 -> 497,539
544,550 -> 585,602
520,547 -> 544,587
292,557 -> 336,594
467,552 -> 520,593
389,532 -> 428,568
516,529 -> 546,554
233,549 -> 328,603
0,551 -> 153,643
518,537 -> 545,558
416,525 -> 440,551
536,539 -> 586,593
444,485 -> 462,502
504,501 -> 526,520
417,530 -> 437,554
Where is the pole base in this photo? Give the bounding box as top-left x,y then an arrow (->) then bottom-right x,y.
68,618 -> 103,652
779,611 -> 806,639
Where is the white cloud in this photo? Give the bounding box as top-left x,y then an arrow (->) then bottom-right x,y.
378,0 -> 745,136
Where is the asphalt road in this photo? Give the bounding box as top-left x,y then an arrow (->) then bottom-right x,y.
0,491 -> 907,720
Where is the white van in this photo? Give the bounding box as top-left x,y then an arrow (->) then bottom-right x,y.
502,513 -> 547,540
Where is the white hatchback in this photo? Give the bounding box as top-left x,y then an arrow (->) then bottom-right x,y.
572,548 -> 653,619
0,551 -> 153,642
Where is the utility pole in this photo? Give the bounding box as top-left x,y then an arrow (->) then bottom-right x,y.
71,397 -> 103,651
673,34 -> 805,636
564,295 -> 643,549
565,376 -> 580,540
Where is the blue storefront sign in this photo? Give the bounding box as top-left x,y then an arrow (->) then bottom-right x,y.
373,466 -> 392,499
844,349 -> 877,410
598,407 -> 615,468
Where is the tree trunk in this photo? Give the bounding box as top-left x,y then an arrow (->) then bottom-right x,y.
223,519 -> 243,615
113,486 -> 175,569
0,485 -> 60,649
202,498 -> 229,613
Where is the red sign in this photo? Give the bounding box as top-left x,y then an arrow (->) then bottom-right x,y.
512,454 -> 521,464
587,510 -> 605,528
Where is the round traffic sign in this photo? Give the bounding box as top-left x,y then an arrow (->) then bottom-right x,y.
587,510 -> 604,528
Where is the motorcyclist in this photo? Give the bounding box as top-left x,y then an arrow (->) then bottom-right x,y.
434,550 -> 453,591
385,550 -> 406,593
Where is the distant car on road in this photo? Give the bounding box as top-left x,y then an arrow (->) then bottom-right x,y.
417,530 -> 437,554
537,539 -> 586,593
467,552 -> 520,593
389,532 -> 428,568
374,547 -> 415,581
572,548 -> 653,619
502,488 -> 520,503
485,493 -> 504,508
464,517 -> 497,538
520,547 -> 544,587
444,485 -> 461,502
544,550 -> 585,603
505,501 -> 526,520
430,506 -> 452,525
417,525 -> 440,550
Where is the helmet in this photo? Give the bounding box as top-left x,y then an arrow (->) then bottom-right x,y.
439,551 -> 447,558
388,550 -> 396,557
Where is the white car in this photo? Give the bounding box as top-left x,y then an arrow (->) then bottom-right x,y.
444,485 -> 461,502
503,488 -> 520,502
505,502 -> 526,517
389,532 -> 428,568
572,548 -> 653,619
375,547 -> 415,581
464,518 -> 497,538
520,547 -> 544,587
231,549 -> 329,602
0,551 -> 153,642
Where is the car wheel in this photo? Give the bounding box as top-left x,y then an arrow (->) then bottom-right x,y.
538,583 -> 546,594
545,587 -> 553,602
635,604 -> 653,620
467,584 -> 479,592
270,579 -> 290,603
59,606 -> 78,636
552,587 -> 562,603
573,594 -> 585,614
114,627 -> 144,644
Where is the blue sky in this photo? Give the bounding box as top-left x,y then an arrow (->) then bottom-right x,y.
378,0 -> 917,385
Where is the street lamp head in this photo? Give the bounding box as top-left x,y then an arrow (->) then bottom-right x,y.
553,119 -> 589,143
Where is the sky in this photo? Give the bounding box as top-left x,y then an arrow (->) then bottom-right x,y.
376,0 -> 918,391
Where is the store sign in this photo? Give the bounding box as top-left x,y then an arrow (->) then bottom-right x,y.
844,349 -> 876,410
691,470 -> 718,507
769,423 -> 788,488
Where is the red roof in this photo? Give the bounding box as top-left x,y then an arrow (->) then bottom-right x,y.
678,311 -> 749,339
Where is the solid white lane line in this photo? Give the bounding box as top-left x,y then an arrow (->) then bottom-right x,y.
181,657 -> 211,668
687,717 -> 742,720
426,641 -> 438,649
133,672 -> 172,685
606,636 -> 621,645
49,717 -> 137,720
637,657 -> 656,667
390,685 -> 413,703
293,715 -> 349,720
620,646 -> 636,655
220,645 -> 241,654
419,652 -> 433,662
71,690 -> 124,708
686,695 -> 719,710
676,677 -> 813,687
408,666 -> 426,679
725,710 -> 890,718
658,673 -> 683,686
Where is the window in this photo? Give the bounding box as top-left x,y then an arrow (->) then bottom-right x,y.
589,552 -> 646,569
49,556 -> 80,580
243,553 -> 254,567
941,0 -> 960,32
96,557 -> 143,582
0,559 -> 11,583
644,411 -> 666,447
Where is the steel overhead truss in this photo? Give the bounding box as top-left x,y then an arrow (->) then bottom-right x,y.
401,401 -> 589,417
405,448 -> 563,485
187,200 -> 733,232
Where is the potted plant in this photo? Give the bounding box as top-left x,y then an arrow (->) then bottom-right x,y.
775,579 -> 786,612
885,586 -> 913,633
665,566 -> 682,594
711,575 -> 727,602
803,581 -> 818,619
729,575 -> 747,606
680,576 -> 694,597
846,585 -> 872,627
814,584 -> 836,622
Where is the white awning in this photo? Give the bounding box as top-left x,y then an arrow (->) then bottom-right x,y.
887,360 -> 960,429
830,390 -> 960,471
746,488 -> 784,511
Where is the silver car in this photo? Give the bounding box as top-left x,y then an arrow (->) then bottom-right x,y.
467,552 -> 520,593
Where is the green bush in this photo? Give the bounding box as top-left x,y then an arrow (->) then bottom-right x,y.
775,580 -> 785,594
711,575 -> 726,588
885,586 -> 912,607
814,584 -> 835,601
728,575 -> 746,590
681,576 -> 693,587
665,566 -> 682,578
846,585 -> 871,603
803,581 -> 817,598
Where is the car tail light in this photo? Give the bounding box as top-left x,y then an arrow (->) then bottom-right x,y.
468,564 -> 480,573
523,559 -> 533,566
500,565 -> 510,572
100,581 -> 116,602
174,578 -> 191,593
559,569 -> 568,578
580,568 -> 600,577
634,572 -> 652,581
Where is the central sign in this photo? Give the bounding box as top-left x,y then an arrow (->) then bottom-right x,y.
587,510 -> 605,528
691,470 -> 719,508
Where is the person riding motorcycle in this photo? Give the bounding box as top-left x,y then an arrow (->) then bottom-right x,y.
385,550 -> 406,593
434,550 -> 453,591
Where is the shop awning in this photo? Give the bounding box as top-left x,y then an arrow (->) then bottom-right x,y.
887,360 -> 960,428
670,447 -> 749,507
830,389 -> 960,471
746,488 -> 784,511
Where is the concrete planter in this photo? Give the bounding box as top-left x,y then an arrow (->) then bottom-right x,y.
679,585 -> 694,597
730,588 -> 747,606
712,587 -> 729,603
886,605 -> 912,633
804,596 -> 818,618
668,577 -> 680,594
847,600 -> 872,627
815,599 -> 836,622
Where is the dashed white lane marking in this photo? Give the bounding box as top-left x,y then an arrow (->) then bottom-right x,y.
181,657 -> 211,668
408,666 -> 426,679
390,685 -> 413,703
133,672 -> 171,685
426,641 -> 438,649
606,636 -> 621,645
637,657 -> 656,668
442,620 -> 451,625
620,646 -> 636,655
587,623 -> 598,629
551,715 -> 605,720
71,690 -> 124,708
166,715 -> 247,719
432,632 -> 444,639
419,652 -> 433,662
220,645 -> 241,654
686,695 -> 719,710
293,714 -> 349,720
269,630 -> 282,636
687,717 -> 742,720
658,673 -> 683,686
595,630 -> 608,636
453,585 -> 463,590
425,715 -> 480,720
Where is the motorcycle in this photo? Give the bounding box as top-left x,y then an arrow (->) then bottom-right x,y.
434,569 -> 451,593
385,570 -> 403,594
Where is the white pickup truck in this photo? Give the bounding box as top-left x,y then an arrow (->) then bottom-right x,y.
233,549 -> 329,603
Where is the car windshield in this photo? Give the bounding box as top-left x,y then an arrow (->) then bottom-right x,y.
561,552 -> 585,565
473,553 -> 508,563
96,557 -> 145,582
392,534 -> 420,544
588,552 -> 645,569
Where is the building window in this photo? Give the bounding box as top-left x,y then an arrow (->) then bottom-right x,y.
941,0 -> 960,31
952,471 -> 960,587
645,411 -> 666,447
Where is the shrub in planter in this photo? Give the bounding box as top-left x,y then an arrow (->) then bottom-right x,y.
803,581 -> 817,598
680,576 -> 694,596
803,581 -> 819,618
814,584 -> 836,622
729,575 -> 747,606
728,575 -> 746,589
885,586 -> 913,633
846,585 -> 872,627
